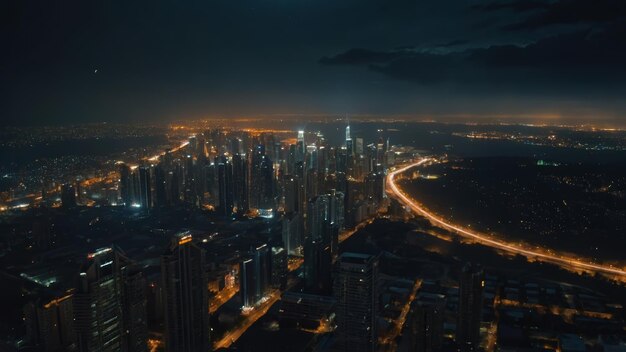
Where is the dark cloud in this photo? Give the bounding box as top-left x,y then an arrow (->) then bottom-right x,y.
475,0 -> 626,30
471,1 -> 550,12
319,48 -> 411,65
436,39 -> 470,47
320,23 -> 626,91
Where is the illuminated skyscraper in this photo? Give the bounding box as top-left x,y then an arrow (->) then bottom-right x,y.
74,248 -> 123,352
333,252 -> 379,352
217,155 -> 234,216
239,244 -> 272,307
249,145 -> 274,212
161,233 -> 210,352
296,130 -> 305,163
138,166 -> 152,209
232,153 -> 248,213
119,163 -> 133,206
74,248 -> 147,352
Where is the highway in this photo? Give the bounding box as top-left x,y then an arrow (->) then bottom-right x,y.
386,158 -> 626,281
213,289 -> 282,350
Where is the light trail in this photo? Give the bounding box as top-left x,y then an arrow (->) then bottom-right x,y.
387,158 -> 626,280
213,290 -> 281,349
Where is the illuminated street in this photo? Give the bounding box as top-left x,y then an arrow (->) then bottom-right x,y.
213,290 -> 282,350
387,159 -> 626,281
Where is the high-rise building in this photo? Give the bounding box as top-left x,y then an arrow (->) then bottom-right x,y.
333,252 -> 379,352
61,183 -> 77,208
24,291 -> 76,351
119,163 -> 133,206
282,212 -> 303,256
161,233 -> 210,352
73,247 -> 147,352
74,248 -> 124,352
271,246 -> 288,290
457,264 -> 484,350
303,236 -> 331,294
283,175 -> 299,213
121,267 -> 148,352
409,293 -> 446,352
138,166 -> 152,209
232,153 -> 248,213
154,163 -> 168,207
239,244 -> 271,308
249,145 -> 274,211
296,130 -> 305,163
217,155 -> 234,216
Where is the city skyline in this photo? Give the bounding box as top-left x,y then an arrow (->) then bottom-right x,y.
2,2 -> 626,352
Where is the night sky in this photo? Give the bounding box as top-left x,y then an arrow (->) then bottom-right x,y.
2,0 -> 626,125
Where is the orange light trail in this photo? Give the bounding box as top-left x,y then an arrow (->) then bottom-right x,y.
387,158 -> 626,281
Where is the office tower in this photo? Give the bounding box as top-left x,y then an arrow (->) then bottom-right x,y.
161,233 -> 210,352
409,293 -> 446,352
304,194 -> 343,293
169,165 -> 182,204
333,253 -> 379,352
282,212 -> 303,256
119,163 -> 133,206
283,175 -> 299,213
121,267 -> 148,352
239,244 -> 272,308
240,257 -> 256,308
345,125 -> 354,176
254,244 -> 271,300
365,172 -> 385,206
232,153 -> 249,213
74,248 -> 124,352
154,163 -> 168,207
183,154 -> 196,205
271,246 -> 288,290
249,145 -> 274,211
296,130 -> 305,163
303,236 -> 331,294
24,291 -> 76,351
307,191 -> 344,255
60,183 -> 77,208
457,264 -> 484,349
138,165 -> 152,209
217,156 -> 234,216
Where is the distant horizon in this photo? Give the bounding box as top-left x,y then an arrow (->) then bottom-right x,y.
5,114 -> 626,130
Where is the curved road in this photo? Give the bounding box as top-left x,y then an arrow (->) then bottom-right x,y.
387,158 -> 626,280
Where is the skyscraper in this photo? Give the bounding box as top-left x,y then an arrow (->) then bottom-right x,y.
24,291 -> 76,351
271,246 -> 288,290
119,163 -> 133,206
333,252 -> 379,352
121,267 -> 148,352
217,155 -> 234,216
61,183 -> 77,209
232,153 -> 249,213
239,244 -> 272,308
154,163 -> 168,207
73,247 -> 148,352
409,293 -> 446,352
161,233 -> 210,352
74,248 -> 123,352
249,145 -> 274,211
138,165 -> 152,209
457,264 -> 484,350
